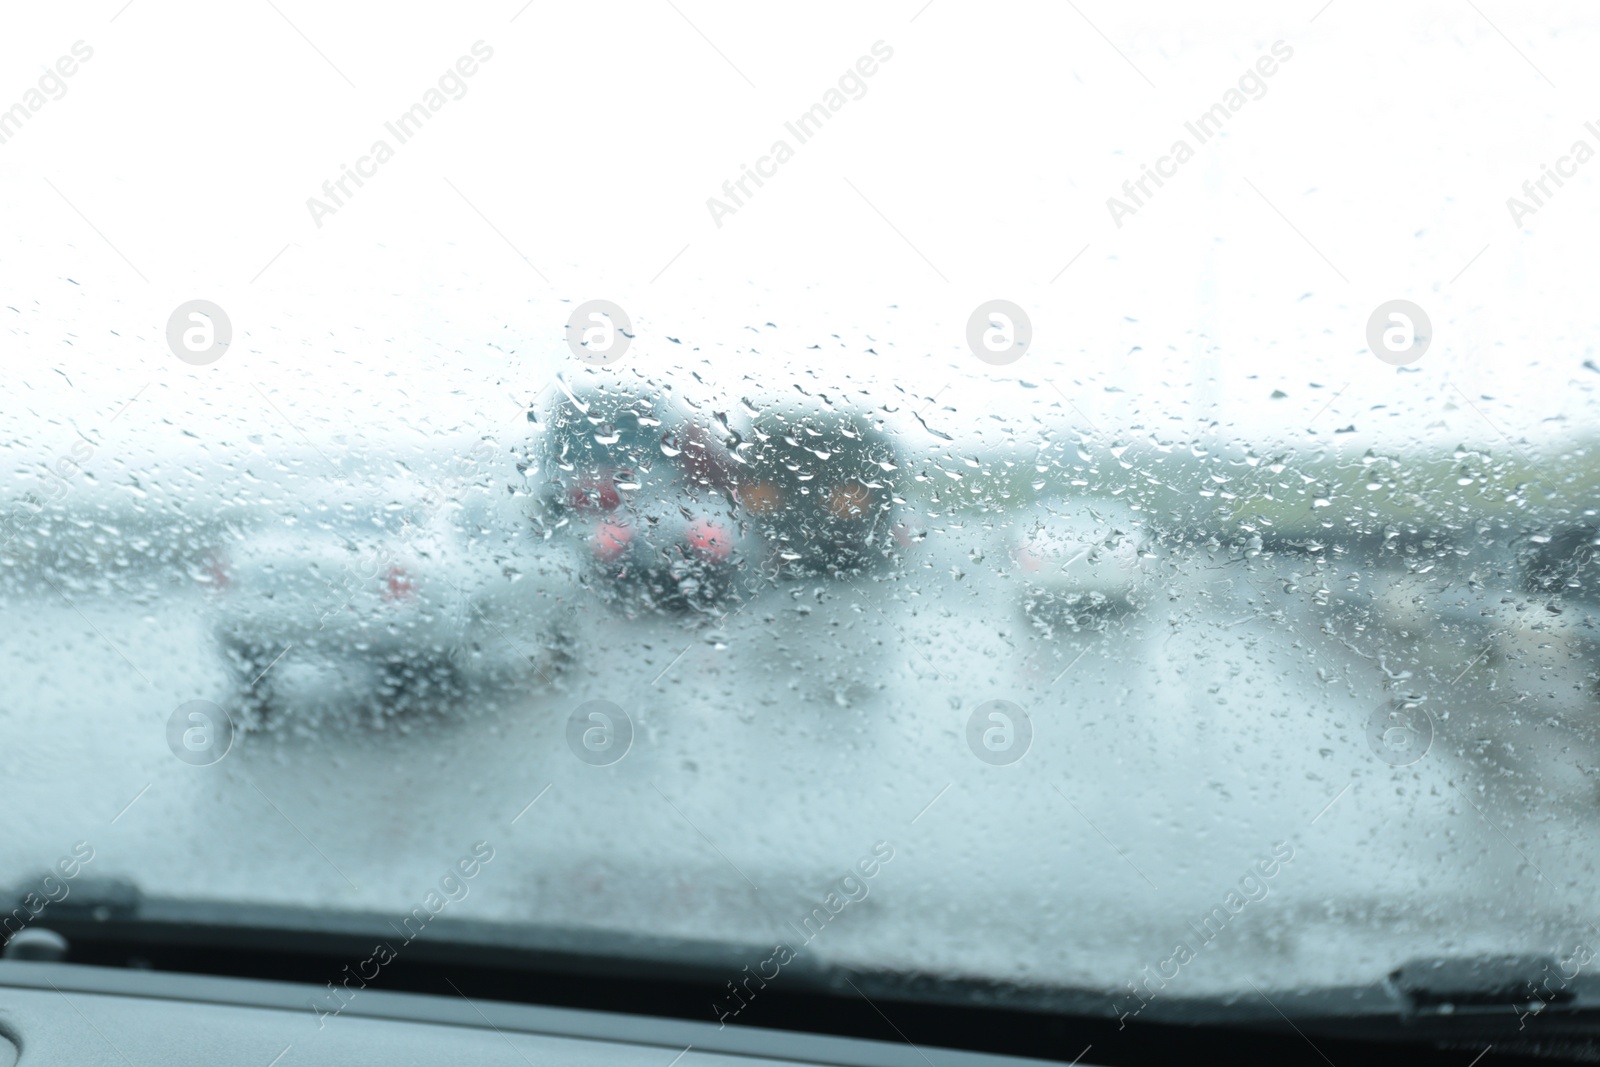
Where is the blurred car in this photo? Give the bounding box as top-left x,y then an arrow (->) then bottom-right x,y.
739,400 -> 904,579
532,374 -> 749,617
1012,497 -> 1150,633
1351,538 -> 1600,713
1523,522 -> 1600,602
712,399 -> 909,708
206,478 -> 579,711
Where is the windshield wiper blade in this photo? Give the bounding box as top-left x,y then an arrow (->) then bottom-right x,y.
3,877 -> 839,990
14,881 -> 1600,1063
1392,955 -> 1579,1011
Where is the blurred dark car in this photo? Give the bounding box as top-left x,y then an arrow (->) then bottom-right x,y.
1523,523 -> 1600,601
533,375 -> 748,616
738,400 -> 903,579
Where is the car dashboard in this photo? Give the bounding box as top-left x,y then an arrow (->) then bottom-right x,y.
0,960 -> 1049,1067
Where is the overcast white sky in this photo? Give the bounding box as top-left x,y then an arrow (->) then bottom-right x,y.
4,0 -> 1599,496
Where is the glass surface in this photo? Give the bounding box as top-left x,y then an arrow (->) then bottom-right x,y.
4,0 -> 1599,1012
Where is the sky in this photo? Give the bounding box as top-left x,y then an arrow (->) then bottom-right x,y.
4,0 -> 1600,504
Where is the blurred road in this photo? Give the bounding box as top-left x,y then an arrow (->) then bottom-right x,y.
3,538 -> 1600,996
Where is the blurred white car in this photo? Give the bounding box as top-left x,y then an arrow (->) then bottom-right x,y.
204,480 -> 580,711
1012,498 -> 1151,632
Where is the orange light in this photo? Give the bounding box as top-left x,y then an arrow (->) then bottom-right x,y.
740,482 -> 784,515
567,478 -> 621,512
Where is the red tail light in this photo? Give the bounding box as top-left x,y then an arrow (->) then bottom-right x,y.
685,519 -> 733,562
567,478 -> 621,513
591,521 -> 633,561
202,549 -> 231,591
382,563 -> 416,602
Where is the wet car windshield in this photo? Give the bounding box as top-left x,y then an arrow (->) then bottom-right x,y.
5,0 -> 1599,1020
